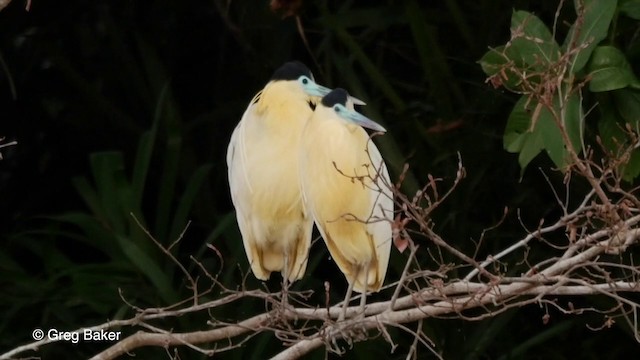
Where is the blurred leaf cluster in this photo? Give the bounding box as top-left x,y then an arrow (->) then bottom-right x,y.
480,0 -> 640,180
1,0 -> 639,359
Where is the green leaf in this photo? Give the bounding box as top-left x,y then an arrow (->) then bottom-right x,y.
619,0 -> 640,20
115,234 -> 178,304
131,130 -> 155,211
89,152 -> 129,234
623,150 -> 640,181
479,46 -> 524,89
614,88 -> 640,125
480,12 -> 560,92
564,0 -> 617,73
504,97 -> 546,173
479,46 -> 506,77
598,108 -> 628,151
153,82 -> 184,242
600,91 -> 640,181
509,10 -> 560,66
504,92 -> 583,174
168,164 -> 213,243
587,46 -> 638,92
538,103 -> 569,170
71,177 -> 105,223
563,91 -> 585,157
155,134 -> 181,241
504,97 -> 535,153
51,213 -> 120,257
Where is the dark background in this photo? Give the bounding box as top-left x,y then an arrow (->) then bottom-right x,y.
0,0 -> 637,359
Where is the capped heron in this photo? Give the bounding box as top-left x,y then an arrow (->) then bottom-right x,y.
226,61 -> 332,284
299,88 -> 393,301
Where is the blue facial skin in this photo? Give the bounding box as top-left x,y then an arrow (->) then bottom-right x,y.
321,88 -> 386,132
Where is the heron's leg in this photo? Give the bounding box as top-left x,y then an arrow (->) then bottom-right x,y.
339,276 -> 356,321
281,253 -> 290,309
358,263 -> 369,318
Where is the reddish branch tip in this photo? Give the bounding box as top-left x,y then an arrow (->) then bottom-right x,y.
270,0 -> 303,18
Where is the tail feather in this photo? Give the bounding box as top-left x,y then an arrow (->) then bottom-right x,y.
249,247 -> 271,281
323,230 -> 383,293
287,219 -> 313,282
350,260 -> 381,293
249,221 -> 312,282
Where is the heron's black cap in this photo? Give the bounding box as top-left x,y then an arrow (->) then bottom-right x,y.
321,88 -> 348,107
271,61 -> 313,81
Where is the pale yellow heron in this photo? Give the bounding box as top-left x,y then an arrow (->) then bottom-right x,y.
226,61 -> 333,284
299,88 -> 393,314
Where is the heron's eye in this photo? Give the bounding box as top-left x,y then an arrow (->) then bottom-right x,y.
333,105 -> 340,112
301,77 -> 309,85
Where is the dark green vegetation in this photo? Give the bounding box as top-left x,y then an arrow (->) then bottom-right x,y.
1,0 -> 639,359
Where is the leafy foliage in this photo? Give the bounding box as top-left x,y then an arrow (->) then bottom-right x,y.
1,0 -> 640,359
480,0 -> 640,180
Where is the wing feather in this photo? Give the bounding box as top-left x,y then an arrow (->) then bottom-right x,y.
365,137 -> 393,289
228,87 -> 314,282
227,99 -> 266,279
300,107 -> 393,293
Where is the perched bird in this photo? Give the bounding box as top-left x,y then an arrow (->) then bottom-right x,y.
226,61 -> 332,283
299,88 -> 393,295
